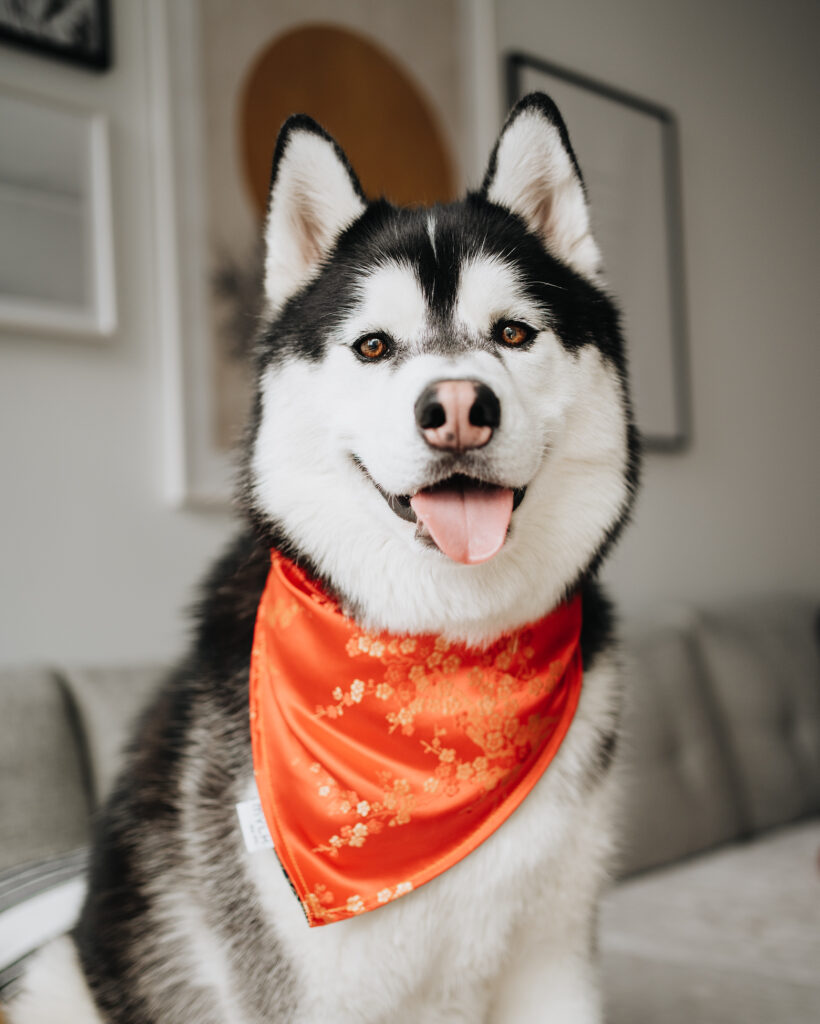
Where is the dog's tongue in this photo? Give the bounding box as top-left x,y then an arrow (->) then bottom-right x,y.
410,485 -> 514,564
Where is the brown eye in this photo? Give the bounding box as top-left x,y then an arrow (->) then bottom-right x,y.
354,334 -> 391,361
497,321 -> 533,347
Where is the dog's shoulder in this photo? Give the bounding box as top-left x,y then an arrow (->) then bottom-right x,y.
191,529 -> 271,670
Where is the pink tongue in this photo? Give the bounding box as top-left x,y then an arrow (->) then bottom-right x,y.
409,486 -> 514,564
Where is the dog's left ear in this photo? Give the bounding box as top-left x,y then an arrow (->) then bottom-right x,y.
481,93 -> 602,280
264,115 -> 366,312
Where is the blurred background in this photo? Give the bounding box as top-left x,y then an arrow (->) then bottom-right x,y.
0,0 -> 817,667
0,2 -> 818,1017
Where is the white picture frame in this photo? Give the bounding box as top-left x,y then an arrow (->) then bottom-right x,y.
508,54 -> 691,451
0,86 -> 116,340
146,0 -> 233,509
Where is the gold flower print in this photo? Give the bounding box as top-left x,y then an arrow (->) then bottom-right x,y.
307,627 -> 566,863
304,879 -> 415,923
309,762 -> 414,858
270,596 -> 302,629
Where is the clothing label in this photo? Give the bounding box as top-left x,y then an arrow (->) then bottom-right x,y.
236,797 -> 274,853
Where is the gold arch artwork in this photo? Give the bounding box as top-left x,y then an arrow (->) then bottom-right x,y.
238,24 -> 456,217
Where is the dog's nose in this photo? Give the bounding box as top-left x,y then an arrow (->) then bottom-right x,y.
415,379 -> 500,451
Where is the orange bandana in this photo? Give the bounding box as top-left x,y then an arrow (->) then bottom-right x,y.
249,552 -> 583,926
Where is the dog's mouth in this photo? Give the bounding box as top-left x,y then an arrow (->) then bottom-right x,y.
355,460 -> 526,565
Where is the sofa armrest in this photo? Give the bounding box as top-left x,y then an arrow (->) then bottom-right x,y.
0,668 -> 91,873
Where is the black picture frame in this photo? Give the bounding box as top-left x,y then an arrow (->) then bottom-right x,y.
0,0 -> 111,72
507,52 -> 691,453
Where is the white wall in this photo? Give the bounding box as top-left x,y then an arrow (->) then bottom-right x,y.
495,0 -> 820,615
0,1 -> 234,667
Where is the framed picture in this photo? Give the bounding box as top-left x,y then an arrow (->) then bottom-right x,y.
0,87 -> 116,339
0,0 -> 111,71
507,53 -> 691,452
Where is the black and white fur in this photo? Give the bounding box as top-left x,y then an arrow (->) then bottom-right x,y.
9,94 -> 640,1023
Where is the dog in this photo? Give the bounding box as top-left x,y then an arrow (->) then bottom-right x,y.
8,92 -> 640,1023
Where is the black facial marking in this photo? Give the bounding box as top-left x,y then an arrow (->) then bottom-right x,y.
255,194 -> 628,374
413,216 -> 461,321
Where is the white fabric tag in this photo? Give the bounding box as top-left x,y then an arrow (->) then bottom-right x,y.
236,797 -> 274,853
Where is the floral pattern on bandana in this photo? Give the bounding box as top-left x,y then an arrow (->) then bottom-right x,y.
250,553 -> 583,926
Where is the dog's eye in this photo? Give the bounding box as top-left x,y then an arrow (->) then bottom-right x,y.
354,334 -> 391,361
495,320 -> 534,347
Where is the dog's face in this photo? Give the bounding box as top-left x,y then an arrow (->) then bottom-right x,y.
245,97 -> 639,644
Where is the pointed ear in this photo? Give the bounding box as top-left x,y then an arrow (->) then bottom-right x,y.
264,115 -> 366,312
481,93 -> 602,280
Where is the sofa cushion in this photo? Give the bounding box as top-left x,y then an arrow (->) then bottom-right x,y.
600,818 -> 820,1024
59,665 -> 165,806
0,668 -> 91,872
602,949 -> 820,1024
615,622 -> 744,875
695,597 -> 820,832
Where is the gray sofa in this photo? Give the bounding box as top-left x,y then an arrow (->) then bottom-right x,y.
603,596 -> 820,1022
2,596 -> 818,1021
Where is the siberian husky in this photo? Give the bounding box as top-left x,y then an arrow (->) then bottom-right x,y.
8,93 -> 640,1023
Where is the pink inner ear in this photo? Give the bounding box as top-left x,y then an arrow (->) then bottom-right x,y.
483,108 -> 600,281
264,130 -> 366,311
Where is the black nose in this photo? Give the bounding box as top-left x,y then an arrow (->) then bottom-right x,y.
468,382 -> 501,429
414,379 -> 501,451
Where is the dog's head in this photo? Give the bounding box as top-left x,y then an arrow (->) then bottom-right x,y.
242,94 -> 640,644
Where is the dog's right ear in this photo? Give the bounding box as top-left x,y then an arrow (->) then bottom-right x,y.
264,115 -> 366,313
